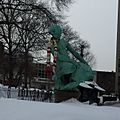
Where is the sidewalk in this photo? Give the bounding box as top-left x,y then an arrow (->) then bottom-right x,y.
103,101 -> 120,107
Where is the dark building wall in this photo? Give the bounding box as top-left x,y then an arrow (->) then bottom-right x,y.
96,71 -> 115,94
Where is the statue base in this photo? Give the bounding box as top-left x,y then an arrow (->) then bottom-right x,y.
54,89 -> 80,103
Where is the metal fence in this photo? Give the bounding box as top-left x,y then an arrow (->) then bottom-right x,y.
0,86 -> 55,102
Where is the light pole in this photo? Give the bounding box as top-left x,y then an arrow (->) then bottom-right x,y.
115,0 -> 120,96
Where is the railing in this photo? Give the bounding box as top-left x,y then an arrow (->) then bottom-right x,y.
0,87 -> 55,103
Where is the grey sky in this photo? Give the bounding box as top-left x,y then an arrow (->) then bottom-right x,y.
66,0 -> 118,71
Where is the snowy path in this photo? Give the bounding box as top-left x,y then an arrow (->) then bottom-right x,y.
0,98 -> 120,120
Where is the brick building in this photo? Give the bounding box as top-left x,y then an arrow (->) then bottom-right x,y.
31,63 -> 54,90
95,71 -> 115,94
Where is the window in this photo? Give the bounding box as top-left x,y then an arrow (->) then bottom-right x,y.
38,64 -> 45,78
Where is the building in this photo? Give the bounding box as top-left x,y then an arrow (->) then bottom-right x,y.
31,63 -> 54,90
96,71 -> 115,94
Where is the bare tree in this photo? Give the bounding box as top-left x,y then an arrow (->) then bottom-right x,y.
16,0 -> 60,88
0,0 -> 24,87
71,39 -> 96,68
0,0 -> 58,87
49,0 -> 73,11
0,0 -> 71,87
0,0 -> 96,88
62,23 -> 79,41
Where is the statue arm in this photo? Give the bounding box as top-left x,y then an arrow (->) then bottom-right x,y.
67,42 -> 88,65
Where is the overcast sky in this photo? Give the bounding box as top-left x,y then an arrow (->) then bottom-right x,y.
66,0 -> 118,71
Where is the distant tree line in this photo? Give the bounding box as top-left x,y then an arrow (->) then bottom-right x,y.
0,0 -> 96,88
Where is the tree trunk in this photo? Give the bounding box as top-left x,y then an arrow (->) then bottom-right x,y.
24,52 -> 28,88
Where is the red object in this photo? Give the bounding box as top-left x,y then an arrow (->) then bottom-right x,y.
45,65 -> 53,78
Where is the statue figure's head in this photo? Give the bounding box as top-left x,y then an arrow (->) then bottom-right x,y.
49,24 -> 62,39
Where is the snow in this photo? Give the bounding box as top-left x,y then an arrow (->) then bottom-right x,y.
95,85 -> 105,91
0,98 -> 120,120
82,81 -> 106,91
79,82 -> 93,89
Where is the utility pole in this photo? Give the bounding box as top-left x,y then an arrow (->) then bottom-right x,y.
115,0 -> 120,96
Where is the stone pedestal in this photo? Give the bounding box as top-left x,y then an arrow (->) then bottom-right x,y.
54,89 -> 80,103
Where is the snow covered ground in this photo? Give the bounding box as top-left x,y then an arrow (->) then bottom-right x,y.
0,98 -> 120,120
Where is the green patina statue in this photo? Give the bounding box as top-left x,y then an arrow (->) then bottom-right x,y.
49,24 -> 94,90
